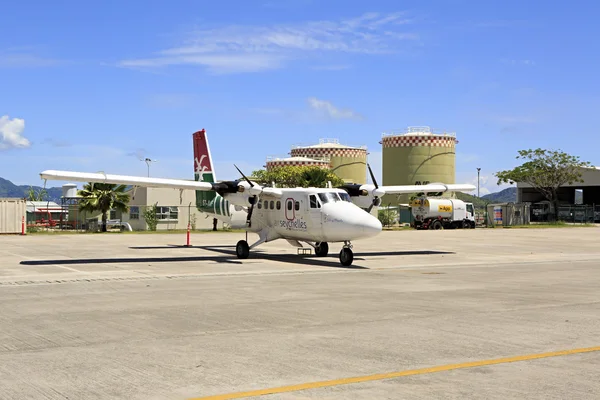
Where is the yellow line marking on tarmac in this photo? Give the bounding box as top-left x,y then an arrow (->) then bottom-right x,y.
190,346 -> 600,400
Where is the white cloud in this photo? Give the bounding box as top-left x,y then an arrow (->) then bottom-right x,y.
118,12 -> 417,74
501,58 -> 535,66
0,48 -> 63,68
0,115 -> 31,150
307,97 -> 363,120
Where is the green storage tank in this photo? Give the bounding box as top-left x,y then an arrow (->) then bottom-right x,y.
380,126 -> 457,205
290,138 -> 368,184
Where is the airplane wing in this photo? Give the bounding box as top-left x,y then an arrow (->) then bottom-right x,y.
39,170 -> 215,191
378,183 -> 476,194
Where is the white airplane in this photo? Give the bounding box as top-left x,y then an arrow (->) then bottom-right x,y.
39,129 -> 475,266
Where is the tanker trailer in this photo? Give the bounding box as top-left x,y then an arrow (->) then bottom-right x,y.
411,197 -> 475,230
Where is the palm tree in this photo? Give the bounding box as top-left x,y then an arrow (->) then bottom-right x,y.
78,183 -> 130,232
299,167 -> 344,187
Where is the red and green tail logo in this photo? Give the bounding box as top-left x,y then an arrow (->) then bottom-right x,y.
193,129 -> 217,211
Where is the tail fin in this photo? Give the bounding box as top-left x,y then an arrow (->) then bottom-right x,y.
193,129 -> 217,208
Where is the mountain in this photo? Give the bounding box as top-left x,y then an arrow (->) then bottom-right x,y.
0,177 -> 64,203
455,192 -> 490,210
482,187 -> 517,203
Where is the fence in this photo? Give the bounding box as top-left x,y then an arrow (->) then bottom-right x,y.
486,203 -> 531,227
530,203 -> 599,223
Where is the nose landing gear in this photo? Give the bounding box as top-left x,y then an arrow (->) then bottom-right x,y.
339,241 -> 354,266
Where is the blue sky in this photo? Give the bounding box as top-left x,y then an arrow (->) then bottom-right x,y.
1,0 -> 599,195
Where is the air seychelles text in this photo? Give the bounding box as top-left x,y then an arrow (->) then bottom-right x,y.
280,219 -> 307,230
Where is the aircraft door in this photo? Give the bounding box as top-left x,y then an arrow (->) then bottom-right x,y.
285,198 -> 295,220
308,194 -> 323,238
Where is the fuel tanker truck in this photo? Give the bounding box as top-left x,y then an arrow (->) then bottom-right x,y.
411,197 -> 476,230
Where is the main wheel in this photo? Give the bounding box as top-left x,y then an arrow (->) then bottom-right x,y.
339,248 -> 354,267
236,240 -> 250,259
431,220 -> 443,230
315,242 -> 329,257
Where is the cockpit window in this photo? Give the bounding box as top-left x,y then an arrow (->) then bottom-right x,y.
338,192 -> 351,202
318,192 -> 351,203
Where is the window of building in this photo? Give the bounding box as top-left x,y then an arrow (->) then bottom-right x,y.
110,209 -> 117,220
156,206 -> 178,220
130,206 -> 139,219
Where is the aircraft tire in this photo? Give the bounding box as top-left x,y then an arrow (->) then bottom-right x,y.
315,242 -> 329,257
236,240 -> 250,259
339,248 -> 353,266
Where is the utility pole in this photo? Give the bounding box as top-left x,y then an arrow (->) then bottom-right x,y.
477,167 -> 481,198
141,157 -> 158,177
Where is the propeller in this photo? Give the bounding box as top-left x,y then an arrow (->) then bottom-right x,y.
366,163 -> 383,212
234,164 -> 259,227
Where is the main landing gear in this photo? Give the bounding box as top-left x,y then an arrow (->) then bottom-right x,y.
315,242 -> 329,257
339,241 -> 354,267
236,240 -> 250,259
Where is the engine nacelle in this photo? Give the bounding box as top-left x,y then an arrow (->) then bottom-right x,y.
223,191 -> 258,208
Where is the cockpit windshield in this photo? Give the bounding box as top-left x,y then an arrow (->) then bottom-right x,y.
318,192 -> 351,204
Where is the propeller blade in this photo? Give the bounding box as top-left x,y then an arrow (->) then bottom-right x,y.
234,164 -> 254,187
367,163 -> 378,188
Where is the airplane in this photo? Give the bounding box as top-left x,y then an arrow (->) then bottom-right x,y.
39,129 -> 476,267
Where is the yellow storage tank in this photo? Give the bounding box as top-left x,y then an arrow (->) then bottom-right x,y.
380,126 -> 457,205
290,138 -> 368,184
265,156 -> 331,171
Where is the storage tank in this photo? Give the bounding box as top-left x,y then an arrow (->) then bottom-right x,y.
62,183 -> 78,198
290,138 -> 368,184
265,156 -> 331,171
381,126 -> 457,205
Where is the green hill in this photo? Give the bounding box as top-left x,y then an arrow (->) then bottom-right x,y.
455,192 -> 490,210
482,187 -> 517,203
0,177 -> 63,202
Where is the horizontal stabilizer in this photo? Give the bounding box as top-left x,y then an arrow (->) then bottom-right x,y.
39,170 -> 215,191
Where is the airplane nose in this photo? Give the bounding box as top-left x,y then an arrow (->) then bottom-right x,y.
361,213 -> 382,237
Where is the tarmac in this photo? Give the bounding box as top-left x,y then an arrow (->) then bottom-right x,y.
1,227 -> 599,399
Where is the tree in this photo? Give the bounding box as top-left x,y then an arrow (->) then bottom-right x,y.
250,165 -> 346,188
27,186 -> 47,201
495,148 -> 592,220
143,203 -> 158,231
378,208 -> 398,227
78,183 -> 130,232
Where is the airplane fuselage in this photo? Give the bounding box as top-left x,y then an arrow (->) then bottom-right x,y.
204,187 -> 382,244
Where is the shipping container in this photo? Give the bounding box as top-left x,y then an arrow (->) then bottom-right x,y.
0,198 -> 26,234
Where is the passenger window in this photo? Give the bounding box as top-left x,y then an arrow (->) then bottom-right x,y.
276,201 -> 281,210
287,201 -> 292,211
270,200 -> 274,209
309,195 -> 318,209
295,201 -> 300,211
257,202 -> 262,209
263,200 -> 268,209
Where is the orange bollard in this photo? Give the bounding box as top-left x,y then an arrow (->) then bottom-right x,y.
21,215 -> 25,235
185,222 -> 191,246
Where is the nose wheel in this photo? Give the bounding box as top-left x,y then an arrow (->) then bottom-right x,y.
339,241 -> 354,266
236,240 -> 250,259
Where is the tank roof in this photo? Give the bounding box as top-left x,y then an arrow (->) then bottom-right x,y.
266,156 -> 329,162
291,138 -> 367,150
382,126 -> 456,138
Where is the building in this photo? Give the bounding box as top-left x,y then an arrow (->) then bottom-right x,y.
516,166 -> 600,222
290,138 -> 368,184
118,187 -> 216,231
265,156 -> 331,171
380,126 -> 457,205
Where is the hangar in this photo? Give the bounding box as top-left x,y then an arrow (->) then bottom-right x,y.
516,166 -> 600,222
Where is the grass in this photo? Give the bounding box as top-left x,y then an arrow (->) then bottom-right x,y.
25,228 -> 246,235
492,221 -> 597,229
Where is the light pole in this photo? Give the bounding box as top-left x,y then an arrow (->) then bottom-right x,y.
477,167 -> 481,198
141,157 -> 158,177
